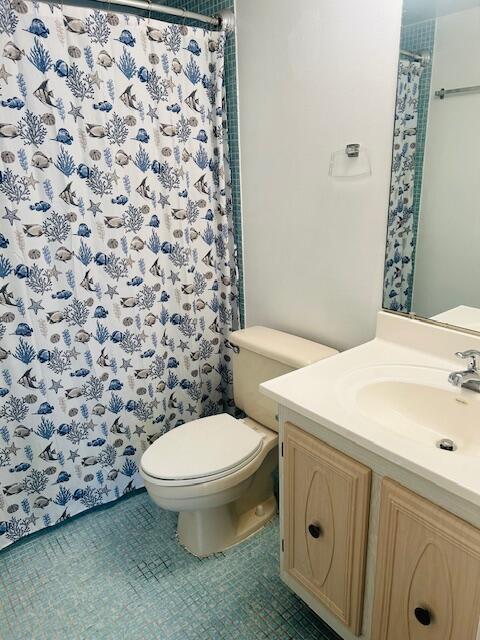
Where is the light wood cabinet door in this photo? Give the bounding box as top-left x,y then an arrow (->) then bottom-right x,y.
372,479 -> 480,640
283,423 -> 371,635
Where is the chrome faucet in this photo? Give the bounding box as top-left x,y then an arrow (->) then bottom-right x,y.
448,350 -> 480,392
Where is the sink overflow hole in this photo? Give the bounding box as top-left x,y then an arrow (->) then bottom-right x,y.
436,439 -> 457,452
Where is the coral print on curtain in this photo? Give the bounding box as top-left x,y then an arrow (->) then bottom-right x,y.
0,0 -> 239,549
384,59 -> 423,313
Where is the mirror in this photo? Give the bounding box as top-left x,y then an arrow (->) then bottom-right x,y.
383,0 -> 480,332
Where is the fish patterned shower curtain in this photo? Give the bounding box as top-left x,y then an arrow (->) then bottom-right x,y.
0,0 -> 239,549
384,59 -> 423,313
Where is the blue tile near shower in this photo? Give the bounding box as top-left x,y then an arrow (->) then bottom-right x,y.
0,491 -> 340,640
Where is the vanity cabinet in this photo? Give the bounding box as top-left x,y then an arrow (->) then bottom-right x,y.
282,422 -> 371,635
372,479 -> 480,640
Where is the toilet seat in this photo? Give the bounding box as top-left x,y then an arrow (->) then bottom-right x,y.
141,414 -> 264,487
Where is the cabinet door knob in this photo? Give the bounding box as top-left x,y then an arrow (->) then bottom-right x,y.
308,523 -> 322,539
414,607 -> 432,626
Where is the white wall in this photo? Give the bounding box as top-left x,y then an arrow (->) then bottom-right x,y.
235,0 -> 403,351
412,7 -> 480,318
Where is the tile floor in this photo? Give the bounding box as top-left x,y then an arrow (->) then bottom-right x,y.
0,490 -> 341,640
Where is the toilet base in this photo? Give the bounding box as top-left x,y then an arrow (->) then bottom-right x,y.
176,447 -> 278,557
177,494 -> 277,557
142,429 -> 279,558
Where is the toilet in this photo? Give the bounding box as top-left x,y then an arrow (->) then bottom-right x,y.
140,326 -> 338,557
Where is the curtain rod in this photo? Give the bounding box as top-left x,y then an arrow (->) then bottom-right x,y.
400,48 -> 431,66
37,0 -> 229,28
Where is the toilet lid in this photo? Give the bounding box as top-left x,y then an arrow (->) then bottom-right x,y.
141,414 -> 264,482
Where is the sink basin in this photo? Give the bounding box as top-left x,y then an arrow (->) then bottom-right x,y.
340,365 -> 480,456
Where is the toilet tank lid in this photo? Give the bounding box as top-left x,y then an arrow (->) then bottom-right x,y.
229,326 -> 338,369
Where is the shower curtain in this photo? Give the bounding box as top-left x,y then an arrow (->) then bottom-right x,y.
384,59 -> 423,313
0,0 -> 239,549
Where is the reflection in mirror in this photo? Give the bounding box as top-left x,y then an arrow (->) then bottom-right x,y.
383,0 -> 480,332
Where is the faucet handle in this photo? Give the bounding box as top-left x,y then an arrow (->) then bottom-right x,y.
455,350 -> 480,369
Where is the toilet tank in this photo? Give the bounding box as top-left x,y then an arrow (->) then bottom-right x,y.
229,326 -> 338,432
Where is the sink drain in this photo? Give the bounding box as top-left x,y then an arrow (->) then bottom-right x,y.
436,439 -> 457,452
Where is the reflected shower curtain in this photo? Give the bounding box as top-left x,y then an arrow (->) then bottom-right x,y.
384,60 -> 423,312
0,0 -> 239,548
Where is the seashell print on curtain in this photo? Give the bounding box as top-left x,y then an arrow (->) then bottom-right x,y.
384,59 -> 423,313
0,0 -> 239,549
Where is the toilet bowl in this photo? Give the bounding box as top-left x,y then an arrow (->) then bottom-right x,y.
141,415 -> 278,557
141,326 -> 338,557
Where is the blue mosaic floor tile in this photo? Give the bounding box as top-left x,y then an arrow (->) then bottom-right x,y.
0,491 -> 341,640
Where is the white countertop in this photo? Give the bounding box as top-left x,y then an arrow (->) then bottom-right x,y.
260,312 -> 480,507
432,305 -> 480,333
